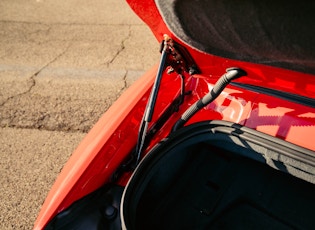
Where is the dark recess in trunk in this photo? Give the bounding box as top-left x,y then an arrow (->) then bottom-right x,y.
122,121 -> 315,229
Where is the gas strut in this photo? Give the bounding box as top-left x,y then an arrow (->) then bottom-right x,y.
134,35 -> 172,165
172,67 -> 247,132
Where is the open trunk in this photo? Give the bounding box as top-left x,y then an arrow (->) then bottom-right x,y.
44,120 -> 315,229
34,0 -> 315,229
121,121 -> 315,229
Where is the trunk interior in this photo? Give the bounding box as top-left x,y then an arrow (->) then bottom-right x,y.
45,121 -> 315,230
122,121 -> 315,229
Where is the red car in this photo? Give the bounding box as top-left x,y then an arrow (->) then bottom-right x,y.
34,0 -> 315,229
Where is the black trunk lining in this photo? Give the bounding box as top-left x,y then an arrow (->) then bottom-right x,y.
135,143 -> 315,229
155,0 -> 315,74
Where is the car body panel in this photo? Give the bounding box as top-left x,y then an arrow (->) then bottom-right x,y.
34,0 -> 315,229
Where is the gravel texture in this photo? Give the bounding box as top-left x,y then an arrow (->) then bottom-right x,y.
0,0 -> 159,229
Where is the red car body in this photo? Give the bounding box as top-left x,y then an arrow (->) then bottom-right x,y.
34,0 -> 315,229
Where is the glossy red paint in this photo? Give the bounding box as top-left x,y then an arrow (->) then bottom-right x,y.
34,0 -> 315,229
35,65 -> 315,229
127,0 -> 315,100
33,65 -> 157,229
126,0 -> 315,148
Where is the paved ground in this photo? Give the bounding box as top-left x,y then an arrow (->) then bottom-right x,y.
0,0 -> 159,229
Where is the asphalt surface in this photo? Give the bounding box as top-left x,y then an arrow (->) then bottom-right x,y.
0,0 -> 159,229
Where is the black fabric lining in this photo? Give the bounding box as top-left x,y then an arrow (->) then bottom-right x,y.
134,143 -> 315,229
155,0 -> 315,74
122,121 -> 315,229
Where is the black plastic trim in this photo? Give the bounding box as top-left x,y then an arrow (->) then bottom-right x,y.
121,120 -> 315,229
45,185 -> 124,230
231,82 -> 315,108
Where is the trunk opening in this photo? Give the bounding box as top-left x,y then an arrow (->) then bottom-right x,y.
122,120 -> 315,229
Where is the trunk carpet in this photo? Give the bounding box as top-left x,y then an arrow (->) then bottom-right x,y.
136,143 -> 315,229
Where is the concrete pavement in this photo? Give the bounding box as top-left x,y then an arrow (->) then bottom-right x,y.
0,0 -> 160,229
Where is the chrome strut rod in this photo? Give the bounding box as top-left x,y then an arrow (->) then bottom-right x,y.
135,35 -> 172,165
